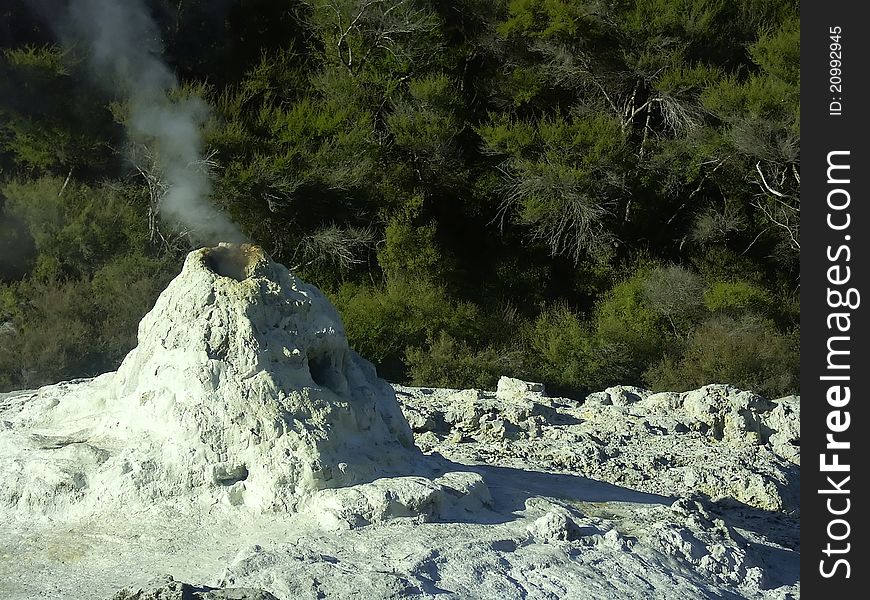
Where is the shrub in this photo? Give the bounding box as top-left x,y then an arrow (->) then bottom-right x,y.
641,265 -> 706,337
377,218 -> 443,282
0,45 -> 119,174
690,246 -> 766,285
2,177 -> 152,281
703,280 -> 772,314
644,314 -> 799,397
332,278 -> 482,381
594,270 -> 670,361
90,253 -> 178,367
477,112 -> 627,264
406,332 -> 513,390
529,304 -> 637,396
386,74 -> 463,179
0,277 -> 99,390
0,176 -> 177,391
0,250 -> 176,392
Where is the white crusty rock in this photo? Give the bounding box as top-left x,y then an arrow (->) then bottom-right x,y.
679,385 -> 774,447
112,575 -> 278,600
524,499 -> 587,543
584,385 -> 651,407
0,244 -> 481,517
496,376 -> 545,402
762,395 -> 800,464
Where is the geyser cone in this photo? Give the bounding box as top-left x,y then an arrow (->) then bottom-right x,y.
1,244 -> 417,514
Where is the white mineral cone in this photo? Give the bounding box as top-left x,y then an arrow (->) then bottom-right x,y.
0,244 -> 420,514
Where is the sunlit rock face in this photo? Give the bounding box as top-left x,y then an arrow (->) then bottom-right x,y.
0,243 -> 419,515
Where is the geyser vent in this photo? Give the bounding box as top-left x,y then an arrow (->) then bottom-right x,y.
202,243 -> 263,281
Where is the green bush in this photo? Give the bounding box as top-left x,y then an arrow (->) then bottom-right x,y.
641,265 -> 706,337
0,175 -> 178,391
690,247 -> 766,286
0,46 -> 119,174
704,280 -> 772,314
530,304 -> 637,396
333,278 -> 482,381
2,177 -> 152,281
377,218 -> 444,282
594,270 -> 670,360
406,332 -> 514,390
644,314 -> 798,398
90,254 -> 178,365
477,112 -> 627,264
0,252 -> 174,392
386,74 -> 462,178
0,277 -> 99,390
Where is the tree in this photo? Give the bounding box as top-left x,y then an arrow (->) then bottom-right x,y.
0,45 -> 120,175
307,0 -> 441,76
478,112 -> 627,264
701,16 -> 800,262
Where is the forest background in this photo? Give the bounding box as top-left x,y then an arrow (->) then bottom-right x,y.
0,0 -> 800,398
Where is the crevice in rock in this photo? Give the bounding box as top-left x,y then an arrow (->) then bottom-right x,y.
213,464 -> 249,486
307,351 -> 347,395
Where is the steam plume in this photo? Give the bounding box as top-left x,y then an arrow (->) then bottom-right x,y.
40,0 -> 245,245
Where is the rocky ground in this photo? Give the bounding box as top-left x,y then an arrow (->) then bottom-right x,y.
0,377 -> 800,600
396,379 -> 800,514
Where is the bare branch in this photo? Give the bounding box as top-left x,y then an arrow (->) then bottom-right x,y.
58,168 -> 74,198
290,224 -> 375,271
754,161 -> 788,198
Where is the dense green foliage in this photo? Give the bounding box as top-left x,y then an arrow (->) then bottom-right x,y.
0,0 -> 799,397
